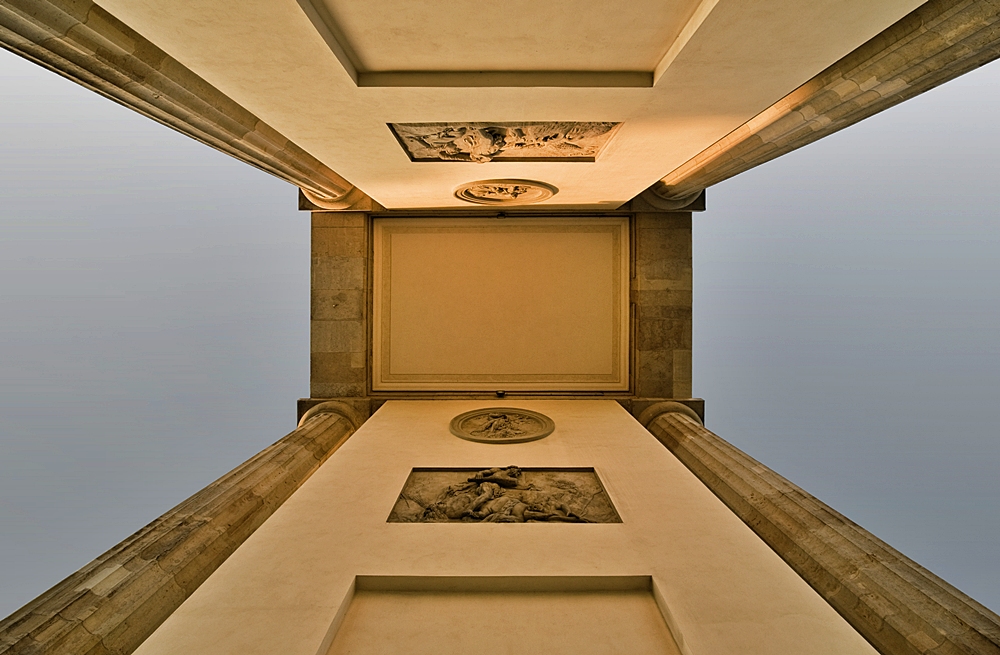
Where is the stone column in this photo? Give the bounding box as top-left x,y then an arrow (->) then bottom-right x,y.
630,209 -> 695,412
653,0 -> 1000,201
0,403 -> 360,655
310,211 -> 369,416
301,205 -> 703,421
639,403 -> 1000,655
0,0 -> 367,205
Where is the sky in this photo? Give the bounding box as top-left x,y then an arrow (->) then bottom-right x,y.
1,44 -> 999,620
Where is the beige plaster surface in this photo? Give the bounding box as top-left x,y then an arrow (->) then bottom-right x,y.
314,0 -> 703,73
372,218 -> 629,391
329,586 -> 679,655
633,212 -> 693,398
95,0 -> 922,208
310,212 -> 368,398
134,400 -> 878,655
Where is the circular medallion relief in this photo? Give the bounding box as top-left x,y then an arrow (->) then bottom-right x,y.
450,408 -> 555,444
454,179 -> 557,205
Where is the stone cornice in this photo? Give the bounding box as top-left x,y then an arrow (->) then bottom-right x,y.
0,0 -> 367,208
654,0 -> 1000,201
642,406 -> 1000,655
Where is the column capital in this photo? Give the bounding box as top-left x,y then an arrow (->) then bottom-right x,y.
636,401 -> 703,428
298,400 -> 364,430
635,184 -> 706,211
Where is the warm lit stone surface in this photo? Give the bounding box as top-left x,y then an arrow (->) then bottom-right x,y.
133,401 -> 876,655
9,0 -> 998,208
308,209 -> 693,398
311,212 -> 369,398
372,217 -> 629,391
386,467 -> 621,523
633,212 -> 692,398
329,579 -> 678,655
309,209 -> 694,396
92,0 -> 922,207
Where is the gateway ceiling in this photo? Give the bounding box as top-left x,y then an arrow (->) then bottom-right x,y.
95,0 -> 922,208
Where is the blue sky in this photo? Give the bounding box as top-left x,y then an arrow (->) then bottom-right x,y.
1,47 -> 998,616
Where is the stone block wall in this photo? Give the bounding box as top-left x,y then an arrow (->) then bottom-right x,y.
308,210 -> 694,402
310,212 -> 368,398
632,212 -> 693,398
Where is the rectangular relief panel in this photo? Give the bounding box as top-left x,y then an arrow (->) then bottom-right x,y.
388,122 -> 622,162
388,467 -> 622,523
372,217 -> 630,391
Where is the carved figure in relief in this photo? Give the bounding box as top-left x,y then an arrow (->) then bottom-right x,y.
469,465 -> 523,488
419,466 -> 588,523
389,466 -> 621,524
449,407 -> 554,443
469,414 -> 529,441
390,122 -> 621,163
467,492 -> 583,523
467,184 -> 532,202
418,125 -> 506,163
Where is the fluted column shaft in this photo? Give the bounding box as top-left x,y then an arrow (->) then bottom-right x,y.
0,0 -> 365,206
642,406 -> 1000,655
655,0 -> 1000,201
0,404 -> 359,655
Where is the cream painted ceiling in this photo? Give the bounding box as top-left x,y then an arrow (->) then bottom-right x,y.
315,0 -> 702,74
99,0 -> 923,209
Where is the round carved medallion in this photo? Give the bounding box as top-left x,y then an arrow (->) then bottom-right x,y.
454,179 -> 557,205
449,408 -> 555,444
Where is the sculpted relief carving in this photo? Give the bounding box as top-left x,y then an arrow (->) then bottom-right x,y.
388,466 -> 622,524
389,122 -> 621,163
453,179 -> 557,205
449,408 -> 555,443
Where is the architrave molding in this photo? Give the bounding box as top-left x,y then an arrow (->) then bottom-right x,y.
0,0 -> 367,206
656,0 -> 1000,200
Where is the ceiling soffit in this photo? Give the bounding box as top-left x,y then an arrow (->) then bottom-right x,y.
87,0 -> 926,208
297,0 -> 719,87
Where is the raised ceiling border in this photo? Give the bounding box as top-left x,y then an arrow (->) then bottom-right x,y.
295,0 -> 716,88
652,0 -> 720,84
360,71 -> 652,88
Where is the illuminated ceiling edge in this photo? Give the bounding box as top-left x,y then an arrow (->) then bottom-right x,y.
652,0 -> 1000,201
